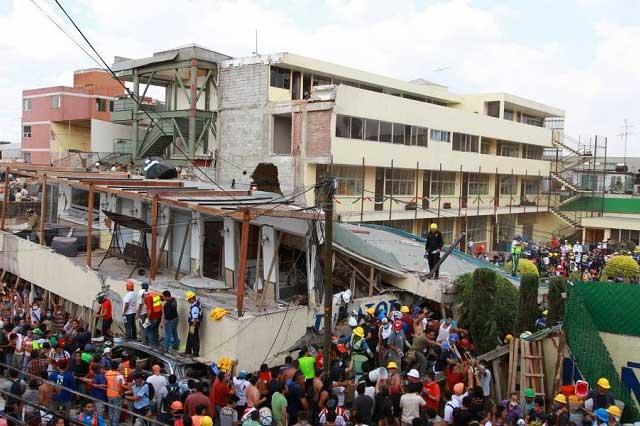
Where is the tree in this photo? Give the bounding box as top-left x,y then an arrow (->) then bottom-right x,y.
513,273 -> 539,334
604,255 -> 640,282
455,272 -> 518,339
547,276 -> 566,325
504,258 -> 539,277
467,268 -> 500,353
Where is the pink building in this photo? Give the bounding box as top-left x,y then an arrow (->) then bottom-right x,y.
21,69 -> 124,164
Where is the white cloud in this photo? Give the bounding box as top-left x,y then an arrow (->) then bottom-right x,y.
0,0 -> 638,155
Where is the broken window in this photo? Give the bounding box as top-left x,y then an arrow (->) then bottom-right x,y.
272,114 -> 292,154
270,66 -> 291,90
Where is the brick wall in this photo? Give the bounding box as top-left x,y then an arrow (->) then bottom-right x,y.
306,110 -> 332,157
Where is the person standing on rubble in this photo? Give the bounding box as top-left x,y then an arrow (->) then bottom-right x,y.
425,223 -> 444,279
184,291 -> 202,357
122,280 -> 138,340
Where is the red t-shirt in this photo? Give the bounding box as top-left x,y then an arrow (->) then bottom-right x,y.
101,299 -> 113,321
422,381 -> 441,411
444,367 -> 464,392
211,379 -> 231,407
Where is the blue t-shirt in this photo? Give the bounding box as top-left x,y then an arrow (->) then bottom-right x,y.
91,373 -> 107,401
78,413 -> 106,426
132,383 -> 151,409
50,371 -> 76,402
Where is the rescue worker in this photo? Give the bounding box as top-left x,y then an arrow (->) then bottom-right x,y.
105,360 -> 125,426
137,282 -> 150,344
142,287 -> 163,347
349,326 -> 373,379
425,223 -> 444,279
184,291 -> 202,357
122,280 -> 138,340
95,292 -> 113,339
511,235 -> 524,277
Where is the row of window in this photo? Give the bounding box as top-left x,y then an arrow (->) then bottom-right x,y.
22,96 -> 114,112
335,115 -> 430,147
332,166 -> 543,196
336,114 -> 545,160
269,66 -> 448,105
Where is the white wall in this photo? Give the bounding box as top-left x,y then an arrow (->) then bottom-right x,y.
90,119 -> 132,153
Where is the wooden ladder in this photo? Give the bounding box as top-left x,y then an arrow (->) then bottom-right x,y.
507,338 -> 546,400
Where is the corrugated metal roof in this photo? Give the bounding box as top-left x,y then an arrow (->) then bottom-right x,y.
333,223 -> 404,271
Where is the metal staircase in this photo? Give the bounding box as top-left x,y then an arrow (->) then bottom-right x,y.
137,118 -> 207,158
549,207 -> 581,228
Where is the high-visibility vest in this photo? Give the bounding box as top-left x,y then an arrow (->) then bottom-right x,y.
105,370 -> 122,398
145,292 -> 163,314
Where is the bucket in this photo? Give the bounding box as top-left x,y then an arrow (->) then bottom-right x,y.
575,380 -> 589,397
368,367 -> 389,383
560,384 -> 576,397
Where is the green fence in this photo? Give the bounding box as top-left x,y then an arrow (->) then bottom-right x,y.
565,282 -> 640,420
561,196 -> 640,214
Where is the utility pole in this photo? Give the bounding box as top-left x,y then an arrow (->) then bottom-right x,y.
322,175 -> 336,375
619,119 -> 633,166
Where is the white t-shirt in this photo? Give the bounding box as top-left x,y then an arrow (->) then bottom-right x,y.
146,374 -> 168,401
233,377 -> 249,405
137,290 -> 148,315
122,291 -> 138,315
437,319 -> 457,343
444,398 -> 460,423
400,393 -> 426,425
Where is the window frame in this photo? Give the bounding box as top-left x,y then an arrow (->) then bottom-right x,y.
467,173 -> 490,195
23,98 -> 31,112
334,165 -> 364,196
466,216 -> 487,243
365,119 -> 379,142
523,178 -> 541,195
431,171 -> 456,196
96,98 -> 107,112
499,141 -> 520,157
430,129 -> 450,143
270,66 -> 291,90
22,125 -> 32,138
499,175 -> 516,196
50,95 -> 61,109
452,133 -> 480,153
384,168 -> 415,196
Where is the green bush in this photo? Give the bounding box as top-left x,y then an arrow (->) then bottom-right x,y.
547,276 -> 566,325
455,271 -> 519,340
468,268 -> 499,353
604,255 -> 640,281
504,258 -> 539,277
513,273 -> 539,334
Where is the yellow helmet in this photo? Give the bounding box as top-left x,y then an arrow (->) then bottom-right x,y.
353,326 -> 365,338
400,305 -> 410,314
366,307 -> 375,316
185,290 -> 196,300
504,334 -> 513,343
554,394 -> 567,404
597,377 -> 611,389
607,406 -> 622,418
387,361 -> 398,369
430,223 -> 438,230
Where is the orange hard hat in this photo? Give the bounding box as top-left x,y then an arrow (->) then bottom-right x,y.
125,280 -> 134,291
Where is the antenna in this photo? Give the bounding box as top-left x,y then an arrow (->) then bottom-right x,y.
618,119 -> 633,165
252,29 -> 259,56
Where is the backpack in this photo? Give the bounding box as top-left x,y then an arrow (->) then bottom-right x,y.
143,382 -> 155,401
163,384 -> 180,412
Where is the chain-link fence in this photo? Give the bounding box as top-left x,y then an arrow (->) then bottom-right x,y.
565,281 -> 640,420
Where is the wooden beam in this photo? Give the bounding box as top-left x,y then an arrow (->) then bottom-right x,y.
1,166 -> 9,230
150,195 -> 159,281
174,220 -> 191,280
368,266 -> 375,297
86,183 -> 94,269
157,210 -> 172,269
39,174 -> 47,246
85,180 -> 183,187
236,210 -> 251,317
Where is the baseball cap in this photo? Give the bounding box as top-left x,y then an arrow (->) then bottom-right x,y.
407,369 -> 420,379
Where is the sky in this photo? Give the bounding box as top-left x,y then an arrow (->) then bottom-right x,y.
1,0 -> 639,155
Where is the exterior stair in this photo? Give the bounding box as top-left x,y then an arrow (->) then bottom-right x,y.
551,172 -> 590,193
550,207 -> 581,228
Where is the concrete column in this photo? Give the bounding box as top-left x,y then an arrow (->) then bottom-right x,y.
261,226 -> 279,300
224,217 -> 236,287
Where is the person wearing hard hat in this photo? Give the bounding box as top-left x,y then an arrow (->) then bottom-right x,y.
95,292 -> 113,340
520,388 -> 536,416
607,405 -> 622,425
349,326 -> 373,358
511,235 -> 525,277
587,378 -> 615,411
122,280 -> 138,340
425,223 -> 444,279
400,306 -> 414,339
184,291 -> 202,357
550,394 -> 569,426
594,408 -> 610,426
386,320 -> 407,367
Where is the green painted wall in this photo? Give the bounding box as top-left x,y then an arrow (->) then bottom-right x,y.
561,196 -> 640,214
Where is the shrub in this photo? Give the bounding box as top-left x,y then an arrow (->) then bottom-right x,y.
547,276 -> 566,325
504,258 -> 539,277
604,255 -> 640,281
455,271 -> 519,340
468,268 -> 499,353
513,273 -> 539,334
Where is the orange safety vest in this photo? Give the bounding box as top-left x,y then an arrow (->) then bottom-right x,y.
105,370 -> 122,398
145,292 -> 163,314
